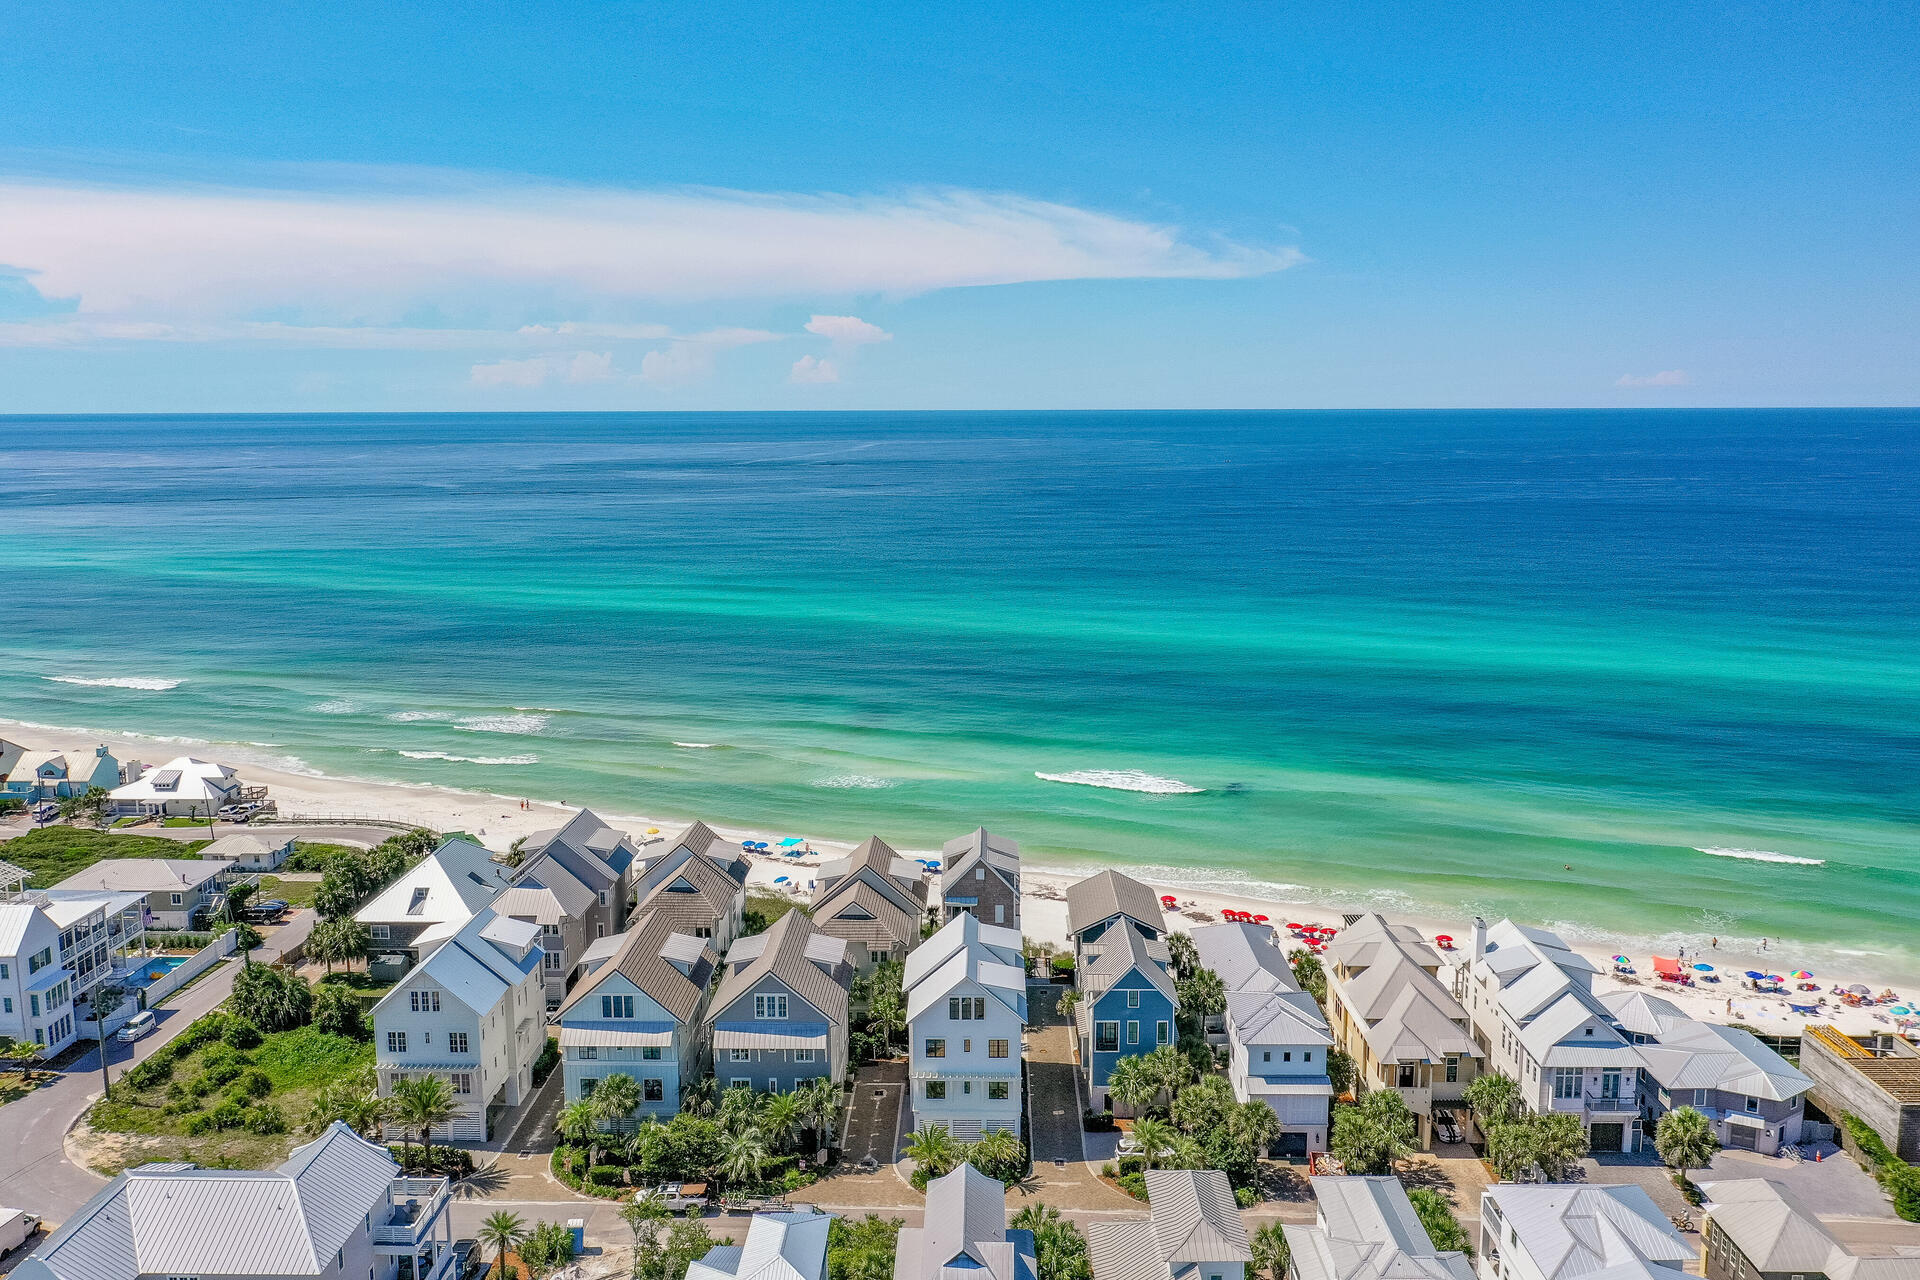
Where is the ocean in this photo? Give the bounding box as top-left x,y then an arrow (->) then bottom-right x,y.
2,410 -> 1916,970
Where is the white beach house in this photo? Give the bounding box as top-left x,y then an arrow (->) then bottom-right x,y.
106,755 -> 245,817
904,911 -> 1027,1140
1285,1175 -> 1476,1280
1476,1184 -> 1692,1280
1190,921 -> 1334,1156
355,837 -> 511,981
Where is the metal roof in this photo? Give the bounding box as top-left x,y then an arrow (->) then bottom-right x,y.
1599,993 -> 1812,1100
813,835 -> 929,912
354,838 -> 507,928
561,1025 -> 675,1047
714,1027 -> 829,1050
1065,869 -> 1165,939
1286,1176 -> 1475,1280
1078,920 -> 1175,1002
1480,1184 -> 1693,1280
708,910 -> 851,1032
940,828 -> 1020,889
553,908 -> 718,1024
686,1210 -> 833,1280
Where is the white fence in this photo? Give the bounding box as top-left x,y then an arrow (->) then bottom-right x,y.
267,812 -> 422,829
141,930 -> 238,1006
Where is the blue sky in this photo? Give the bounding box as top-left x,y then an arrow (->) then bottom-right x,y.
1,1 -> 1914,410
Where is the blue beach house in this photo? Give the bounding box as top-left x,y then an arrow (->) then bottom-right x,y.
704,909 -> 852,1094
554,908 -> 719,1123
1,744 -> 119,804
1065,869 -> 1174,1112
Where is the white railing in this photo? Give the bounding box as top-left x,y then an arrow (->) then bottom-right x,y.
141,931 -> 237,1005
269,811 -> 422,828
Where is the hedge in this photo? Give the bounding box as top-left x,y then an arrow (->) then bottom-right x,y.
1841,1113 -> 1920,1222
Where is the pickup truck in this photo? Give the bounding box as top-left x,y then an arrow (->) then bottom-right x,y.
634,1182 -> 709,1212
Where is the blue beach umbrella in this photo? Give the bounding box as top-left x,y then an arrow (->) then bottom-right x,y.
1693,964 -> 1714,972
773,875 -> 789,884
1745,970 -> 1767,980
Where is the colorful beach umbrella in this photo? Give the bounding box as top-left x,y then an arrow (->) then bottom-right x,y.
1614,955 -> 1632,964
1789,970 -> 1813,980
1254,914 -> 1269,922
778,837 -> 803,847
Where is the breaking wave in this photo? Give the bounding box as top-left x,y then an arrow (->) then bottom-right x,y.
388,710 -> 453,723
1034,769 -> 1204,795
812,774 -> 896,789
1696,847 -> 1825,867
398,750 -> 539,766
672,742 -> 717,749
457,713 -> 550,735
46,675 -> 182,691
311,699 -> 360,714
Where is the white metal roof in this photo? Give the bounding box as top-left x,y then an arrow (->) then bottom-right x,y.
560,1026 -> 675,1048
107,756 -> 239,803
687,1211 -> 833,1280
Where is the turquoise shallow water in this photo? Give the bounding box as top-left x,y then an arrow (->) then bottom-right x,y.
1,410 -> 1915,969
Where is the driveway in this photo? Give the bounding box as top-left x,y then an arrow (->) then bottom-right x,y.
841,1059 -> 907,1168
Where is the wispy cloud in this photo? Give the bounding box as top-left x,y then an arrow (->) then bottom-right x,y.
637,327 -> 781,386
1616,369 -> 1688,388
470,350 -> 618,389
803,314 -> 891,346
789,355 -> 840,384
0,176 -> 1299,329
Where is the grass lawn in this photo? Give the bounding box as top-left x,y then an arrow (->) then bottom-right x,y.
84,1022 -> 372,1172
0,1069 -> 53,1108
257,874 -> 319,908
284,840 -> 367,871
0,826 -> 211,886
747,889 -> 805,926
161,817 -> 219,829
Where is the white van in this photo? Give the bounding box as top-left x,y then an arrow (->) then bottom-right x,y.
118,1010 -> 157,1041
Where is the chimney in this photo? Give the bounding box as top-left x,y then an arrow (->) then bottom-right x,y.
1472,916 -> 1488,962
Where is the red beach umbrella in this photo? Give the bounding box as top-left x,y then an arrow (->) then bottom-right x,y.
1254,914 -> 1269,922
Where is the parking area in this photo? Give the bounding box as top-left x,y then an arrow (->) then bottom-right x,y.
841,1058 -> 906,1169
1696,1146 -> 1894,1218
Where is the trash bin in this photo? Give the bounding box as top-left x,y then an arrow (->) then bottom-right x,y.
567,1218 -> 585,1254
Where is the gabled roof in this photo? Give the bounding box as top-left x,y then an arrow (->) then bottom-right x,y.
1697,1181 -> 1920,1280
905,911 -> 1024,990
1599,991 -> 1685,1039
903,915 -> 1028,1025
658,820 -> 751,883
686,1211 -> 834,1280
710,910 -> 851,1029
555,908 -> 718,1024
107,756 -> 239,803
942,828 -> 1020,886
491,884 -> 570,927
634,844 -> 743,937
1088,1169 -> 1250,1280
815,835 -> 928,912
1285,1176 -> 1476,1280
1603,995 -> 1813,1100
355,838 -> 508,946
1065,869 -> 1165,939
511,853 -> 597,917
381,906 -> 539,1018
896,1163 -> 1033,1280
13,1123 -> 398,1280
1326,914 -> 1444,973
1079,920 -> 1175,1003
1193,922 -> 1332,1048
197,832 -> 290,862
813,878 -> 921,952
520,808 -> 628,887
1481,1184 -> 1692,1280
52,858 -> 224,895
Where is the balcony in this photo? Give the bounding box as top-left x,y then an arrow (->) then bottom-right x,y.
371,1177 -> 450,1248
1584,1088 -> 1636,1116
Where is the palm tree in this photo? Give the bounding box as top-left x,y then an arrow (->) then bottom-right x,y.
1251,1222 -> 1291,1280
623,1116 -> 666,1184
905,1124 -> 961,1178
589,1072 -> 642,1149
1464,1072 -> 1524,1127
722,1126 -> 769,1189
389,1074 -> 457,1170
479,1210 -> 526,1280
1655,1106 -> 1719,1193
681,1075 -> 717,1117
866,990 -> 906,1052
800,1076 -> 839,1149
1130,1116 -> 1175,1170
556,1099 -> 597,1176
223,880 -> 256,925
1177,966 -> 1227,1030
1231,1100 -> 1282,1165
1168,931 -> 1199,978
1143,1044 -> 1194,1100
760,1091 -> 803,1153
971,1128 -> 1025,1180
719,1085 -> 762,1135
1104,1055 -> 1156,1116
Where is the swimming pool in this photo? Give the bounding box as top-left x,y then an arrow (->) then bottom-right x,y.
124,955 -> 189,988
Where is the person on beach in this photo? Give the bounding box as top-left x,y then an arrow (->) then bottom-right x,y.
1712,937 -> 1718,949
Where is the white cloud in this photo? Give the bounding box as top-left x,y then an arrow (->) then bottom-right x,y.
803,314 -> 891,346
1616,369 -> 1688,388
470,350 -> 618,389
0,176 -> 1299,325
789,355 -> 840,384
637,327 -> 782,386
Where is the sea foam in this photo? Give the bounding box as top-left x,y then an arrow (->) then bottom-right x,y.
1696,847 -> 1826,867
1035,769 -> 1204,795
388,710 -> 453,723
457,713 -> 550,735
46,675 -> 182,691
311,699 -> 360,714
672,741 -> 717,749
398,750 -> 539,766
812,774 -> 896,789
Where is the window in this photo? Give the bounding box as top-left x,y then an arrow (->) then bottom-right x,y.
451,1073 -> 472,1095
602,994 -> 635,1019
1446,1056 -> 1460,1083
949,997 -> 986,1020
370,925 -> 389,941
578,1046 -> 599,1060
30,994 -> 41,1017
642,1046 -> 662,1060
995,904 -> 1005,924
925,1038 -> 946,1059
926,1080 -> 946,1099
387,1030 -> 408,1053
1283,1051 -> 1293,1062
988,1080 -> 1009,1100
1553,1067 -> 1581,1100
1263,1051 -> 1271,1063
544,951 -> 563,972
730,1048 -> 752,1062
870,947 -> 890,963
731,1077 -> 750,1090
643,1078 -> 664,1102
1127,1021 -> 1139,1045
598,890 -> 608,906
694,926 -> 713,939
448,1031 -> 469,1054
596,923 -> 606,937
27,948 -> 51,974
1399,1064 -> 1417,1088
1095,1022 -> 1118,1052
410,990 -> 441,1013
962,1081 -> 972,1095
1602,1068 -> 1623,1099
1127,989 -> 1140,1009
795,1048 -> 815,1063
1,998 -> 9,1014
0,963 -> 6,978
755,994 -> 789,1019
170,893 -> 183,906
1157,1021 -> 1170,1045
975,867 -> 985,880
1746,1096 -> 1760,1113
988,1039 -> 1009,1059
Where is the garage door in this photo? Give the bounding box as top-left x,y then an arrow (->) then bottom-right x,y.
1590,1123 -> 1625,1152
1728,1124 -> 1758,1150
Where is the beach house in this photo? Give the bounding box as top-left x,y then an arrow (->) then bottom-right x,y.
1087,1168 -> 1253,1280
1190,921 -> 1334,1155
1603,990 -> 1811,1154
1476,1184 -> 1692,1280
0,745 -> 120,804
630,819 -> 750,903
0,860 -> 149,1052
940,827 -> 1021,930
1698,1180 -> 1920,1280
106,755 -> 245,817
1067,869 -> 1173,1111
895,1163 -> 1037,1280
1284,1175 -> 1476,1280
1463,918 -> 1643,1152
553,908 -> 719,1122
371,906 -> 544,1143
811,835 -> 929,970
630,839 -> 746,954
197,831 -> 296,872
355,838 -> 510,981
511,808 -> 640,950
904,912 -> 1027,1140
1324,913 -> 1483,1148
686,1210 -> 834,1280
52,857 -> 230,931
705,910 -> 853,1094
1067,868 -> 1168,954
12,1122 -> 458,1280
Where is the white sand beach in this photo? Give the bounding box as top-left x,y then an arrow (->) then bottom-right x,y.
5,719 -> 1912,1039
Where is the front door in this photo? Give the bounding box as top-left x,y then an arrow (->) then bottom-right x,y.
1590,1122 -> 1625,1152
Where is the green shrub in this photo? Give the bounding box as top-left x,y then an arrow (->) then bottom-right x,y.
588,1165 -> 627,1186
221,1017 -> 263,1049
186,1076 -> 215,1098
183,1113 -> 214,1136
237,1069 -> 273,1099
1116,1171 -> 1147,1200
244,1103 -> 287,1135
162,1099 -> 198,1116
201,1060 -> 242,1088
1842,1113 -> 1920,1222
208,1100 -> 249,1130
1235,1185 -> 1258,1209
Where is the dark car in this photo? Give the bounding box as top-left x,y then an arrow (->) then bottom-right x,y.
244,899 -> 290,921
